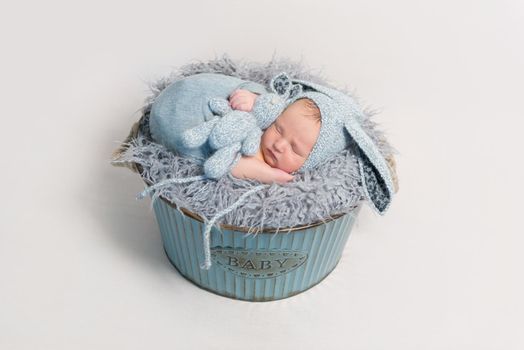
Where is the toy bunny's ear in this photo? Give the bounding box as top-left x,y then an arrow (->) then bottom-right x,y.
270,72 -> 293,96
344,118 -> 394,214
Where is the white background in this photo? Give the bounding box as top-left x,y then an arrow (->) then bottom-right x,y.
1,0 -> 523,349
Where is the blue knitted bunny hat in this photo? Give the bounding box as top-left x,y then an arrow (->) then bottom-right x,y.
252,72 -> 395,214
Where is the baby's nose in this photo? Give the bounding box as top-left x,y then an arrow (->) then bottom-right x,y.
274,139 -> 288,152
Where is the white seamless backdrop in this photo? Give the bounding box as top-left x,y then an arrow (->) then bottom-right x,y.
1,0 -> 523,349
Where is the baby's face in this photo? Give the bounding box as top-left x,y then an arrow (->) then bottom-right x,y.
260,99 -> 321,173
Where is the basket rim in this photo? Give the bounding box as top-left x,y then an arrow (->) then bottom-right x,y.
137,165 -> 358,234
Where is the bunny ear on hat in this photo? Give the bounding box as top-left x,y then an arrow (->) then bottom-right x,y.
344,117 -> 394,214
291,77 -> 394,214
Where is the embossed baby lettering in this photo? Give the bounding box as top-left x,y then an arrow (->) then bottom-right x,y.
242,260 -> 256,270
227,256 -> 239,266
260,260 -> 271,270
212,248 -> 308,279
275,258 -> 288,267
227,256 -> 272,270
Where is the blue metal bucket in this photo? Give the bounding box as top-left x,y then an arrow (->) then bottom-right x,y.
152,197 -> 360,301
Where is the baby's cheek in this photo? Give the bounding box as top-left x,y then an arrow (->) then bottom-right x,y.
287,156 -> 306,173
275,158 -> 296,174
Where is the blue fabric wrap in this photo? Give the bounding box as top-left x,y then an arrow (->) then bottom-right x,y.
149,73 -> 267,163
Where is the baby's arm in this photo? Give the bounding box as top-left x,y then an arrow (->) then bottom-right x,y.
231,156 -> 294,184
228,89 -> 258,112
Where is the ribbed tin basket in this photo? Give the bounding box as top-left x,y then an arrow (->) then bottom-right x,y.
114,118 -> 397,302
154,196 -> 359,301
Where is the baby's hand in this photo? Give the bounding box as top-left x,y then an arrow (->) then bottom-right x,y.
231,156 -> 294,184
228,89 -> 258,112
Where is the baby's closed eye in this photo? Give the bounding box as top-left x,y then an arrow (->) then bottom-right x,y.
292,144 -> 305,157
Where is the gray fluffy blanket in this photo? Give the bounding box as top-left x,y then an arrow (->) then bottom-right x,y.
113,55 -> 395,232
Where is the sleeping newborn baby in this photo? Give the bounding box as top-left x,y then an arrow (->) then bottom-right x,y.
149,73 -> 321,184
149,71 -> 395,215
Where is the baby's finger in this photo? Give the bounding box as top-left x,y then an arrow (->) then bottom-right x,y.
229,94 -> 241,105
234,100 -> 252,111
236,103 -> 250,112
230,96 -> 247,110
228,90 -> 239,101
228,89 -> 247,100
